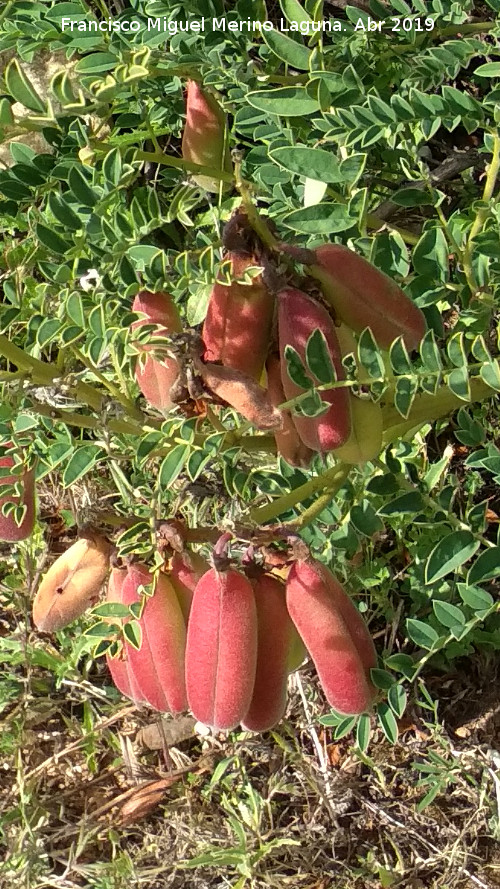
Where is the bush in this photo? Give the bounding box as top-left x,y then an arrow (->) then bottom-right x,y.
1,1 -> 499,884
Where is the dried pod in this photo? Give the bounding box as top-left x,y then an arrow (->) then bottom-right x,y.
181,80 -> 232,193
202,253 -> 274,381
185,567 -> 258,730
32,535 -> 111,632
0,445 -> 35,541
312,243 -> 427,351
278,288 -> 351,451
286,558 -> 376,715
242,573 -> 295,732
116,563 -> 188,713
265,354 -> 314,468
193,357 -> 283,431
132,291 -> 182,411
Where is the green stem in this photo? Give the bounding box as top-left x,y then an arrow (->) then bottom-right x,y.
0,334 -> 57,385
289,464 -> 351,530
382,378 -> 495,444
94,143 -> 235,186
248,463 -> 349,526
70,346 -> 143,420
367,215 -> 420,246
462,133 -> 500,294
234,160 -> 279,251
28,401 -> 144,436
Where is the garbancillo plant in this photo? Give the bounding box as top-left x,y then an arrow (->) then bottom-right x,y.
1,0 -> 499,747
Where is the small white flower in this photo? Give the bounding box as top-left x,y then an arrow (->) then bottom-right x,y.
80,268 -> 101,291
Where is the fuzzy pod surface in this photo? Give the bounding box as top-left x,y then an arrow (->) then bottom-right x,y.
286,558 -> 376,715
32,535 -> 111,632
242,573 -> 294,732
132,291 -> 182,411
312,244 -> 427,351
185,567 -> 258,730
105,568 -> 145,704
181,80 -> 232,193
266,354 -> 314,468
118,563 -> 187,713
168,550 -> 209,622
202,253 -> 275,381
0,445 -> 35,542
278,288 -> 351,452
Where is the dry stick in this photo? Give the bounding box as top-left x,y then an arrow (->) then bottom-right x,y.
373,148 -> 482,222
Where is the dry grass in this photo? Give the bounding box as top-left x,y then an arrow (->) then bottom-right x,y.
1,641 -> 499,889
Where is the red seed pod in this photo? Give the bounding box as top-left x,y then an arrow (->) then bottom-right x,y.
265,354 -> 314,468
0,444 -> 35,541
286,558 -> 376,715
202,253 -> 275,381
168,550 -> 209,622
105,567 -> 145,704
32,534 -> 111,632
115,563 -> 187,713
312,243 -> 427,351
185,567 -> 258,730
132,291 -> 182,412
242,573 -> 295,732
181,80 -> 232,193
278,288 -> 351,452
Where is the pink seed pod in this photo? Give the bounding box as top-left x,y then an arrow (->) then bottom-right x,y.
278,288 -> 351,452
105,567 -> 145,704
112,563 -> 188,713
242,572 -> 295,732
181,80 -> 232,193
0,444 -> 35,541
132,291 -> 182,411
266,354 -> 314,468
168,550 -> 209,622
202,253 -> 274,381
312,243 -> 427,351
185,567 -> 258,730
286,558 -> 376,715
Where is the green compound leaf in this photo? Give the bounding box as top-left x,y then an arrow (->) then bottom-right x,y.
425,530 -> 480,584
432,600 -> 466,629
406,619 -> 439,650
246,87 -> 320,116
5,58 -> 46,112
467,546 -> 500,585
269,146 -> 343,182
305,329 -> 336,384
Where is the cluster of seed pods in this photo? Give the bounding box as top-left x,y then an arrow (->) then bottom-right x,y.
30,533 -> 377,731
